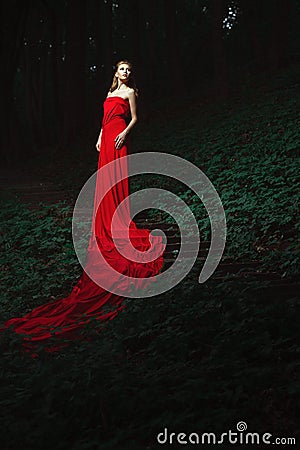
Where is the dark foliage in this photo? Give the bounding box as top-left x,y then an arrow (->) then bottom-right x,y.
0,62 -> 299,449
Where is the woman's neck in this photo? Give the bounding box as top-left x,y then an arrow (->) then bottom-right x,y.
116,82 -> 128,91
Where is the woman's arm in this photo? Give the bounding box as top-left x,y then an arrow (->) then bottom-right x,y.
114,89 -> 138,149
95,128 -> 102,152
124,89 -> 138,134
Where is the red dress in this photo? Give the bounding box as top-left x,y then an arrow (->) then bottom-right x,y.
0,96 -> 165,356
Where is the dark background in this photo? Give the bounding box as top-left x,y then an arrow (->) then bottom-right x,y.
1,2 -> 300,449
2,0 -> 299,166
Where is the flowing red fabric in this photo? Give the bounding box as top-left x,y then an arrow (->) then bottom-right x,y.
0,96 -> 165,356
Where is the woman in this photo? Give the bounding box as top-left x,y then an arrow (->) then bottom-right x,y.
96,61 -> 138,152
0,60 -> 165,357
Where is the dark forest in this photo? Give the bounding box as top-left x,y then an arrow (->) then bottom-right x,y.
0,1 -> 300,449
2,0 -> 298,164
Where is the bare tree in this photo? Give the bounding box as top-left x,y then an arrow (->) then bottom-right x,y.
211,0 -> 228,98
61,0 -> 87,147
1,1 -> 28,164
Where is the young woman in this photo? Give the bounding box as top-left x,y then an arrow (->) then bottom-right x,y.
0,60 -> 165,357
96,61 -> 138,152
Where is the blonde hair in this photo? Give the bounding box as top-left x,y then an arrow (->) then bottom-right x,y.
109,60 -> 139,97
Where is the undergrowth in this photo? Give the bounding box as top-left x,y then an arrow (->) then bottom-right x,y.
0,66 -> 299,449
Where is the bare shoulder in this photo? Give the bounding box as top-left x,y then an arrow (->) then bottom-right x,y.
127,88 -> 136,99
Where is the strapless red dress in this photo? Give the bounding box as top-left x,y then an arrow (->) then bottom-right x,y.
0,96 -> 165,356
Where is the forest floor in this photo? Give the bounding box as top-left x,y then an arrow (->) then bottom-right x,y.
1,158 -> 297,299
0,165 -> 72,207
0,64 -> 299,450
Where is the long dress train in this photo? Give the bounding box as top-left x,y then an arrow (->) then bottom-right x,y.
0,96 -> 165,355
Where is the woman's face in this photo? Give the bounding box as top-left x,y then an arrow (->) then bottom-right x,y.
116,64 -> 131,81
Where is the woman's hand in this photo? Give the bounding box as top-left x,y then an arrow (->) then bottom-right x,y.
96,130 -> 102,152
95,139 -> 101,152
114,130 -> 127,150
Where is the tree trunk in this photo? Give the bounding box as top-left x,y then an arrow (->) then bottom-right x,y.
268,0 -> 292,70
141,1 -> 158,103
1,1 -> 28,165
163,0 -> 185,96
102,0 -> 113,93
61,0 -> 87,148
211,0 -> 229,99
239,0 -> 271,72
127,0 -> 142,69
49,4 -> 64,144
